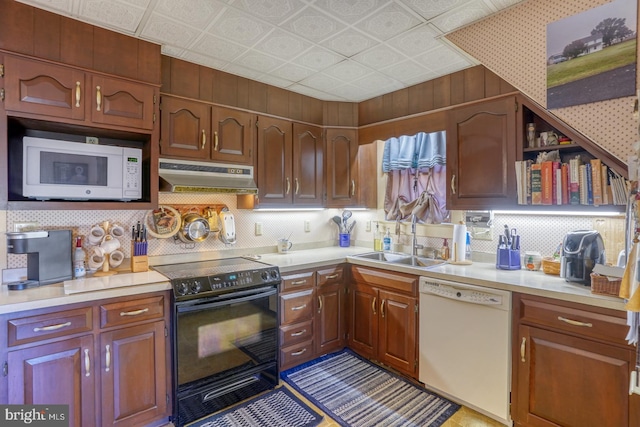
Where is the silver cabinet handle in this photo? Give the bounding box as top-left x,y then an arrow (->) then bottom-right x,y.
75,81 -> 81,107
381,300 -> 386,318
291,280 -> 307,285
84,348 -> 91,377
325,273 -> 339,279
33,321 -> 71,332
318,296 -> 323,314
120,308 -> 149,317
291,304 -> 307,311
290,329 -> 307,337
201,129 -> 207,149
291,348 -> 307,356
558,316 -> 592,327
520,337 -> 526,362
351,180 -> 356,196
372,297 -> 377,315
295,178 -> 299,195
451,175 -> 456,194
213,131 -> 219,151
105,344 -> 111,372
286,177 -> 291,195
96,85 -> 102,112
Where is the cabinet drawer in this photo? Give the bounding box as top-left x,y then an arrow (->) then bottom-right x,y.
280,289 -> 314,325
351,266 -> 417,295
280,320 -> 313,347
280,339 -> 314,370
100,295 -> 164,328
281,271 -> 315,292
317,266 -> 344,287
518,296 -> 628,346
8,307 -> 92,347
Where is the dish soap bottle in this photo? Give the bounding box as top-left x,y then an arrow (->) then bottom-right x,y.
73,236 -> 86,278
382,228 -> 392,252
441,238 -> 450,260
373,222 -> 382,251
465,232 -> 472,261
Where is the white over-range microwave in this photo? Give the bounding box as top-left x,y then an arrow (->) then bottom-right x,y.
21,136 -> 142,201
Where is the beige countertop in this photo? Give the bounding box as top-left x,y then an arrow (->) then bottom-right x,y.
0,245 -> 627,314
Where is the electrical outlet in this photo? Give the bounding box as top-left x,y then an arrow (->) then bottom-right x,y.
86,136 -> 99,144
14,221 -> 39,232
304,220 -> 310,232
366,221 -> 371,232
255,222 -> 262,236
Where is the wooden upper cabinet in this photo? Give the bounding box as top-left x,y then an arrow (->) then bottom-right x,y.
446,95 -> 517,210
293,123 -> 323,207
3,54 -> 157,132
210,106 -> 254,164
257,115 -> 292,205
159,96 -> 211,159
4,55 -> 86,121
325,128 -> 359,207
90,75 -> 155,130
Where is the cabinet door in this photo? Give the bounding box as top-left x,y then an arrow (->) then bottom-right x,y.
315,282 -> 346,356
8,335 -> 96,427
293,123 -> 323,206
378,290 -> 417,377
514,325 -> 637,427
4,55 -> 85,121
211,107 -> 254,164
348,283 -> 377,359
325,128 -> 359,207
257,116 -> 292,205
90,75 -> 156,130
100,321 -> 167,427
159,96 -> 211,159
447,96 -> 517,209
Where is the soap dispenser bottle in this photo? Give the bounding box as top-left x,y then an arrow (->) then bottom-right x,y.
382,228 -> 392,252
441,238 -> 450,260
373,222 -> 382,251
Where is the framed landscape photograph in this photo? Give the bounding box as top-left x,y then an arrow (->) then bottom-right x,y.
546,0 -> 637,109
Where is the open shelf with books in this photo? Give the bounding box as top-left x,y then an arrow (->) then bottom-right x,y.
514,94 -> 628,210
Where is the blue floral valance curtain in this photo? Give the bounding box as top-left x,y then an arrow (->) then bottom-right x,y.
382,131 -> 449,224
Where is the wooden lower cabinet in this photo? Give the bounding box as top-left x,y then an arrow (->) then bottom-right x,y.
512,293 -> 640,427
348,266 -> 418,378
1,292 -> 170,427
315,267 -> 347,356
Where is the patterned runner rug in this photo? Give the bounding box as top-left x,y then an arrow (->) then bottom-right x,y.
187,387 -> 323,427
281,349 -> 460,427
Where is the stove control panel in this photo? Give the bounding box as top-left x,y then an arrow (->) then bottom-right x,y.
172,267 -> 280,298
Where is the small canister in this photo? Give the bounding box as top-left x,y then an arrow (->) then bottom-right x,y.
524,251 -> 542,271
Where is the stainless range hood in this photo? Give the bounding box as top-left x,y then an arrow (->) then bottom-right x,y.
159,158 -> 258,195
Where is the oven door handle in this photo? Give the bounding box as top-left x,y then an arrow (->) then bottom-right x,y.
176,286 -> 277,313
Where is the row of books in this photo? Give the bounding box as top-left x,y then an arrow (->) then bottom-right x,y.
515,157 -> 629,206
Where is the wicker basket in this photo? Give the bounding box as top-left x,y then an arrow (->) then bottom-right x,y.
541,257 -> 561,275
590,273 -> 622,296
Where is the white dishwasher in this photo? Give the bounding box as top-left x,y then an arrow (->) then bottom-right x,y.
419,277 -> 512,426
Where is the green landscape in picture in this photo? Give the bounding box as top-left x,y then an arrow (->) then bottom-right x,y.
547,38 -> 637,88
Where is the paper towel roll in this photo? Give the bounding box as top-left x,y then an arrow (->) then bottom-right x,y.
452,224 -> 467,262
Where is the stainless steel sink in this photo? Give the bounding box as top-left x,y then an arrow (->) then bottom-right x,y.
351,252 -> 445,269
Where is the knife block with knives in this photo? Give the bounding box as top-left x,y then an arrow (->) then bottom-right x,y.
496,225 -> 521,270
131,222 -> 149,272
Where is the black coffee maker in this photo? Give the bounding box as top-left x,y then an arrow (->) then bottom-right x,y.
560,230 -> 605,286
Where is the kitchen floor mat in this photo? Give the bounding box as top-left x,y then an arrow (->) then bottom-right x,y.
281,349 -> 460,427
186,386 -> 323,427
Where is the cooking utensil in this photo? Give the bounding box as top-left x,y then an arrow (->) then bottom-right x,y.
332,216 -> 344,232
342,210 -> 352,227
179,211 -> 210,243
347,220 -> 356,234
219,210 -> 236,244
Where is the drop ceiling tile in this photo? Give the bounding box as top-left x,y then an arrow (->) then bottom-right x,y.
153,0 -> 225,30
121,0 -> 151,8
234,50 -> 286,73
222,63 -> 264,80
270,63 -> 314,82
233,0 -> 307,25
487,0 -> 524,9
78,0 -> 146,33
320,28 -> 377,58
191,33 -> 247,62
322,60 -> 371,83
355,2 -> 422,41
330,84 -> 377,102
282,6 -> 347,43
254,29 -> 312,60
256,73 -> 294,88
352,71 -> 403,93
291,47 -> 344,72
353,44 -> 403,69
398,0 -> 471,21
380,59 -> 437,83
430,0 -> 493,33
414,45 -> 473,72
289,84 -> 347,101
181,51 -> 230,70
142,14 -> 202,48
313,0 -> 388,23
17,0 -> 73,13
207,7 -> 273,47
386,24 -> 442,56
161,45 -> 185,56
299,73 -> 345,92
